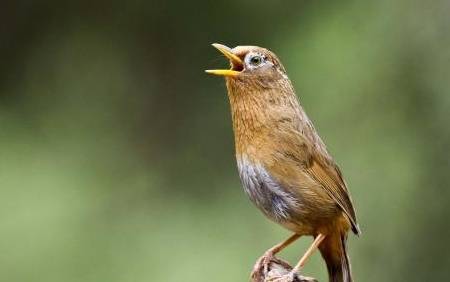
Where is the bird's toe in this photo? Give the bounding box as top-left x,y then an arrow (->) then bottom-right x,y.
251,251 -> 274,278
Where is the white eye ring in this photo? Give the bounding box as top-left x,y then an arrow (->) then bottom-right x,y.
245,52 -> 266,69
249,55 -> 263,66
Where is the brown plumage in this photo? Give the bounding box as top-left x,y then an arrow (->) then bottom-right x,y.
206,43 -> 360,282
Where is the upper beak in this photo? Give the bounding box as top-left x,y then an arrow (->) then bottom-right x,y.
205,43 -> 244,77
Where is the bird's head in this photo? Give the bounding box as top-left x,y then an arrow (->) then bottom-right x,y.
206,43 -> 303,156
206,43 -> 301,145
206,43 -> 289,90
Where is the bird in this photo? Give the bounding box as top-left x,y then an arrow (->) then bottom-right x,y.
206,43 -> 360,282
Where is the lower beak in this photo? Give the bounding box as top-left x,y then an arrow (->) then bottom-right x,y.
205,43 -> 243,77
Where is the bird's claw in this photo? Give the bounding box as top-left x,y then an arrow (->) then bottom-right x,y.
251,251 -> 274,278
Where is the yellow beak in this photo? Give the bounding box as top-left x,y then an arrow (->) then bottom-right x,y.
205,43 -> 243,77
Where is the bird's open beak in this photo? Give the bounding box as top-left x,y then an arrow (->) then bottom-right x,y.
205,43 -> 244,77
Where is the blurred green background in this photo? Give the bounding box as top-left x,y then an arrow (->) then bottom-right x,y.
1,1 -> 449,281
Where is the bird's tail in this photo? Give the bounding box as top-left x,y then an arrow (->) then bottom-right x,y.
319,232 -> 353,282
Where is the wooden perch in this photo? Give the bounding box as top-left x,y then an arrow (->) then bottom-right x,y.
250,256 -> 317,282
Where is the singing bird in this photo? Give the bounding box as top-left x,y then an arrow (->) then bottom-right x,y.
206,43 -> 360,282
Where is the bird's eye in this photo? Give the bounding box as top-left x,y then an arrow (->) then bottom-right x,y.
249,55 -> 263,66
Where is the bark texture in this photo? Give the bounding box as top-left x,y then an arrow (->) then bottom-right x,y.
250,256 -> 318,282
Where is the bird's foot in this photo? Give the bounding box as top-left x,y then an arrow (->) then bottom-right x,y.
251,251 -> 275,278
250,255 -> 317,282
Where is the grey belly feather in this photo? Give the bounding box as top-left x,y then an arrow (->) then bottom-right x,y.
237,157 -> 301,223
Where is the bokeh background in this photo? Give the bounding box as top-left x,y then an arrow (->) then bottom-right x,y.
1,1 -> 449,281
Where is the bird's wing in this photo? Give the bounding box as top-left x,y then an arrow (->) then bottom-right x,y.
306,151 -> 360,235
268,129 -> 360,235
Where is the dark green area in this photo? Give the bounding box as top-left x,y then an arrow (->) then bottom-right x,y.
1,1 -> 449,281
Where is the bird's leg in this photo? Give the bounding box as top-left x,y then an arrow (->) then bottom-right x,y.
292,233 -> 326,274
270,234 -> 326,282
267,233 -> 302,256
252,233 -> 301,276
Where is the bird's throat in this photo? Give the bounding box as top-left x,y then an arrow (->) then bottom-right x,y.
225,78 -> 300,157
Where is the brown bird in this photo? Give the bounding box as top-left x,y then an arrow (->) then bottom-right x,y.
206,43 -> 360,282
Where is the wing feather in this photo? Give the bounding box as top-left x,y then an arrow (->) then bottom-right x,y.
306,155 -> 360,235
269,128 -> 361,235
